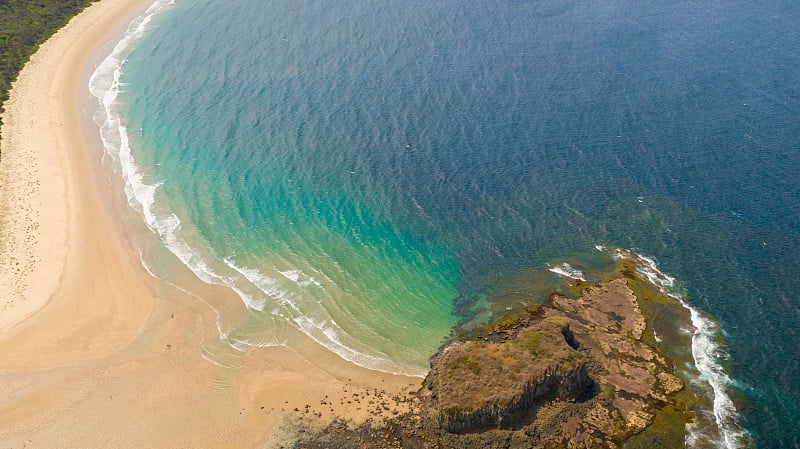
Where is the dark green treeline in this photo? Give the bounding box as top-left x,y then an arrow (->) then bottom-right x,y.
0,0 -> 95,151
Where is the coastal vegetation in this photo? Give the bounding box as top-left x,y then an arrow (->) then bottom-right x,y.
0,0 -> 94,150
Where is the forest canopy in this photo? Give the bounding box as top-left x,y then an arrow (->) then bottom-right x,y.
0,0 -> 95,149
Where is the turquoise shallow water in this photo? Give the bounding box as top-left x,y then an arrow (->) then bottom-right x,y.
94,0 -> 799,446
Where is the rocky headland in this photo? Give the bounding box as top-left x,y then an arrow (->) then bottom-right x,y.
291,276 -> 687,449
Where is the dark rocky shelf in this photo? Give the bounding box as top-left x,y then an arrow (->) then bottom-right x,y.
292,275 -> 689,449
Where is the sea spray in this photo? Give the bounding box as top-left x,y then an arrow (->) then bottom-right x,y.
615,249 -> 751,449
547,262 -> 587,281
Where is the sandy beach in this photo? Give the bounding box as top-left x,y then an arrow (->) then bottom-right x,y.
0,0 -> 418,447
0,0 -> 156,366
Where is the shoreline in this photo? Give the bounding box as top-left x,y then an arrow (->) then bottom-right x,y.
0,1 -> 420,446
0,0 -> 748,447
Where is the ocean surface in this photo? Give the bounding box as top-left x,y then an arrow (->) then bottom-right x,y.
90,0 -> 799,447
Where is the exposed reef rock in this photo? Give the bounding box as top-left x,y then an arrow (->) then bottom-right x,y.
428,316 -> 591,434
292,279 -> 685,449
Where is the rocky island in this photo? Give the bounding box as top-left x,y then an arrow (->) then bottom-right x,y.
291,266 -> 692,449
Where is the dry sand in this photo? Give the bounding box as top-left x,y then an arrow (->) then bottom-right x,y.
0,0 -> 155,366
0,0 -> 420,447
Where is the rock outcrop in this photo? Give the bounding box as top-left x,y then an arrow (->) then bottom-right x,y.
292,278 -> 685,449
428,316 -> 591,434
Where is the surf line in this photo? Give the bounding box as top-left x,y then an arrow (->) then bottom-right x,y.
88,0 -> 425,378
617,248 -> 750,449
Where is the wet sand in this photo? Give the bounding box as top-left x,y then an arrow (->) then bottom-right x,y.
0,0 -> 418,447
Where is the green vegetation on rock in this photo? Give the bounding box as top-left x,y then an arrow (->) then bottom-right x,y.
291,254 -> 699,449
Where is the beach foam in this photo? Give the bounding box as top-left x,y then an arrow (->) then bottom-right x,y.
548,262 -> 586,281
224,258 -> 426,377
88,0 -> 425,377
618,249 -> 751,449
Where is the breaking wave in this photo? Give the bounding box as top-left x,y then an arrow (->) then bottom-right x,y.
87,0 -> 424,378
614,248 -> 751,449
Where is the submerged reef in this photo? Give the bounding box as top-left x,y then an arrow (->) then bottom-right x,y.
292,271 -> 692,449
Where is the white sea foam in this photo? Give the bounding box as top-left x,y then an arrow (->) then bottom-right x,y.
548,262 -> 586,281
137,249 -> 232,339
89,0 -> 263,313
293,315 -> 425,377
223,259 -> 295,312
200,350 -> 234,369
88,0 -> 230,293
618,249 -> 750,448
280,269 -> 322,288
280,269 -> 302,283
228,337 -> 284,352
653,329 -> 663,343
88,0 -> 425,378
224,259 -> 426,377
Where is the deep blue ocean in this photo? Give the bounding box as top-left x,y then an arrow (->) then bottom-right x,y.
94,0 -> 799,446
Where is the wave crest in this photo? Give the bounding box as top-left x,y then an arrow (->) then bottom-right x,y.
613,248 -> 751,449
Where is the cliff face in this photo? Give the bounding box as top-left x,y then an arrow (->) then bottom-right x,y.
292,279 -> 685,449
428,318 -> 591,434
413,279 -> 683,448
435,363 -> 591,434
